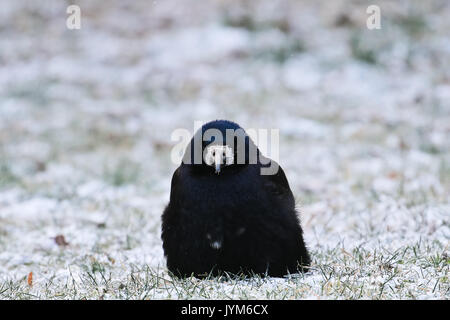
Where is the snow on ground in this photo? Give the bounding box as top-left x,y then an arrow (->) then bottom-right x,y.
0,0 -> 449,299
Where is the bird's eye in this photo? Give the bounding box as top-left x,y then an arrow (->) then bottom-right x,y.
212,151 -> 215,156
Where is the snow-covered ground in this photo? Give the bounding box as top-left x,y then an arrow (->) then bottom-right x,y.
0,0 -> 448,299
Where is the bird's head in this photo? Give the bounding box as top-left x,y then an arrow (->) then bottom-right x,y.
182,120 -> 259,175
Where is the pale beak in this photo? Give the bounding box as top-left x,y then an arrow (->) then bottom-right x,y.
214,151 -> 223,174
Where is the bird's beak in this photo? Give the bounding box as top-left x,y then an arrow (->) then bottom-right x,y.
214,152 -> 223,174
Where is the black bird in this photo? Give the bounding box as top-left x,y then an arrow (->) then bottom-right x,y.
161,120 -> 310,278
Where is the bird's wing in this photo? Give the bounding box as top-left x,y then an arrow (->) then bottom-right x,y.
260,157 -> 294,199
169,166 -> 183,203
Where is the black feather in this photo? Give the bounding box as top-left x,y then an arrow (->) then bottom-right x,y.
161,120 -> 310,278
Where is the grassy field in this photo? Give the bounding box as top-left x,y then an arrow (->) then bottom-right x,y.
0,0 -> 449,299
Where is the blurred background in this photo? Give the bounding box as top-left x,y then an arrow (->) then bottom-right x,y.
0,0 -> 448,298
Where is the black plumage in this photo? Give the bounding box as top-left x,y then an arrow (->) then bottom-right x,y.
161,120 -> 310,278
